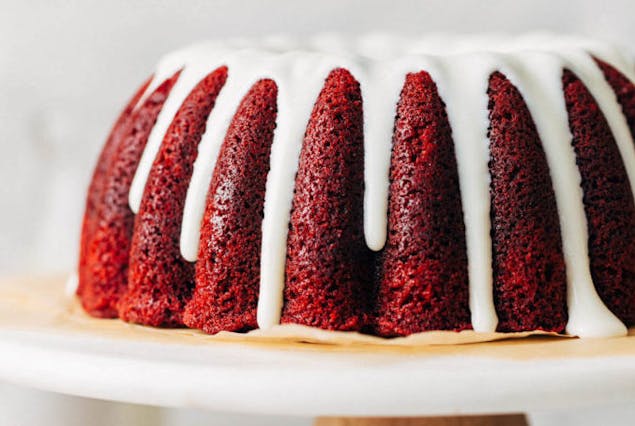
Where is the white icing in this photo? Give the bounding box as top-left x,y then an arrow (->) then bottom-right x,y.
181,49 -> 269,262
562,50 -> 635,207
433,54 -> 500,332
358,61 -> 409,251
126,33 -> 635,337
180,50 -> 360,327
502,53 -> 627,337
129,45 -> 233,214
65,273 -> 79,297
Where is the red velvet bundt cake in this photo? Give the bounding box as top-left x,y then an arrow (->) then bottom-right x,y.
77,34 -> 635,338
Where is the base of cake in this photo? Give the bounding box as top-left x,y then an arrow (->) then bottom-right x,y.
0,275 -> 633,417
6,273 -> 572,346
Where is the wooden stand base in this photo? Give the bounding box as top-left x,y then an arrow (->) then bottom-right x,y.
314,414 -> 528,426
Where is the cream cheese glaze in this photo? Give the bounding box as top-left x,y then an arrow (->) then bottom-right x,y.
127,33 -> 635,336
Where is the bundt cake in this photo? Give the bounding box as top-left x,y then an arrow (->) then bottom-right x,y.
77,34 -> 635,338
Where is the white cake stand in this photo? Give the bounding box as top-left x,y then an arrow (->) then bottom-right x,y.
1,276 -> 634,426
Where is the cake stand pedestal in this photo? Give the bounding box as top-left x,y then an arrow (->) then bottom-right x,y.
0,276 -> 632,426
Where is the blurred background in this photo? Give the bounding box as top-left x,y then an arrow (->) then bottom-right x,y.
0,0 -> 633,425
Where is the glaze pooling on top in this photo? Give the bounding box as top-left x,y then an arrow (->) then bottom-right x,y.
128,33 -> 635,337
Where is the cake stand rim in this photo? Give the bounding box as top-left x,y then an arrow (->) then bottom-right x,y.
0,327 -> 633,416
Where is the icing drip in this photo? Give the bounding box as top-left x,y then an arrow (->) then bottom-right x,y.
65,273 -> 79,297
433,54 -> 499,332
126,33 -> 635,337
179,50 -> 360,327
503,53 -> 627,337
129,45 -> 233,213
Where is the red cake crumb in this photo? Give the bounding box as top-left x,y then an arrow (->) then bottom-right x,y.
596,59 -> 635,136
183,79 -> 278,334
78,78 -> 149,279
77,77 -> 148,316
487,72 -> 568,332
282,68 -> 373,331
374,71 -> 471,336
77,74 -> 178,317
595,60 -> 635,325
563,69 -> 635,326
118,67 -> 227,327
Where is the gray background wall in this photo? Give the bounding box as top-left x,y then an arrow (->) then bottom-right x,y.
0,1 -> 633,425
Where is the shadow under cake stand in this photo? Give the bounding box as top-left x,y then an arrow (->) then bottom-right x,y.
0,276 -> 633,426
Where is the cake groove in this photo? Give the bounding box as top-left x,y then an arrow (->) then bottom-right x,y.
118,67 -> 227,327
487,71 -> 567,332
282,68 -> 373,331
77,73 -> 179,317
183,79 -> 278,333
374,71 -> 470,336
563,69 -> 635,327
